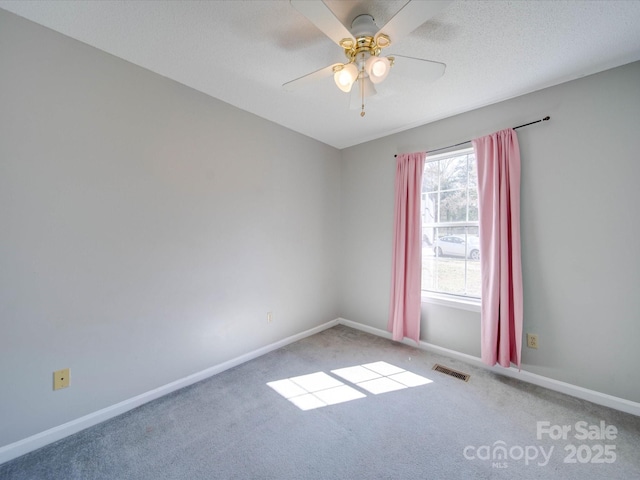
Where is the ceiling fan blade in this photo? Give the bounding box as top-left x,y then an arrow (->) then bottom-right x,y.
282,63 -> 341,92
389,55 -> 446,83
376,0 -> 451,45
290,0 -> 355,47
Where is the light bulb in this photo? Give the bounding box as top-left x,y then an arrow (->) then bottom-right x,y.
372,61 -> 387,77
338,70 -> 352,86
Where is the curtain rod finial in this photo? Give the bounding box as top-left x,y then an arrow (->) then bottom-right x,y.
543,116 -> 550,121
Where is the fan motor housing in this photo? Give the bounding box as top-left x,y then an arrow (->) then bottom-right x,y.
351,14 -> 377,37
341,14 -> 390,61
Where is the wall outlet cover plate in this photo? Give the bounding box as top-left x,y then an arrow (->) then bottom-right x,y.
53,368 -> 70,390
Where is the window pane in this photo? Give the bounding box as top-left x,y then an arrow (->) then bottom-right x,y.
422,225 -> 436,247
424,227 -> 465,295
421,149 -> 480,300
440,190 -> 467,222
463,228 -> 481,297
423,161 -> 439,192
468,154 -> 477,188
422,226 -> 480,298
468,189 -> 478,221
422,192 -> 438,226
439,156 -> 467,191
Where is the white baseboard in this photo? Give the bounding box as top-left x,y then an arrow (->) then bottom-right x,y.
0,319 -> 339,466
337,317 -> 640,417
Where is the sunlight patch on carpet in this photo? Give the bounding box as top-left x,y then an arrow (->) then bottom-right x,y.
267,362 -> 433,410
333,361 -> 433,395
267,372 -> 365,411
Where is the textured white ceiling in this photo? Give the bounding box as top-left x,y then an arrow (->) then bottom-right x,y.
2,0 -> 640,149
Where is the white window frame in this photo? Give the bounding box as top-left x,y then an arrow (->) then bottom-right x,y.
421,147 -> 481,312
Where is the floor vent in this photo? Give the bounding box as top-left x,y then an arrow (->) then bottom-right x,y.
432,364 -> 470,382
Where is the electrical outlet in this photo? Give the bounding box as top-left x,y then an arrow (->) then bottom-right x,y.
53,368 -> 70,390
267,312 -> 272,323
526,333 -> 539,349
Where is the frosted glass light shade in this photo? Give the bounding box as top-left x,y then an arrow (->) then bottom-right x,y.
334,63 -> 358,92
365,56 -> 391,84
360,76 -> 377,98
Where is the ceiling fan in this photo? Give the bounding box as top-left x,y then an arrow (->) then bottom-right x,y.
283,0 -> 451,117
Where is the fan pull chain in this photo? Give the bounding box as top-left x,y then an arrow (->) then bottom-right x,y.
361,76 -> 365,117
360,60 -> 366,117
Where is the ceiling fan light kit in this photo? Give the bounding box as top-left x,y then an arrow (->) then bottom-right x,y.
333,15 -> 394,114
286,0 -> 450,117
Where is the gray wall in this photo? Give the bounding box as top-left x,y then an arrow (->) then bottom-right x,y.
340,61 -> 640,403
0,10 -> 341,447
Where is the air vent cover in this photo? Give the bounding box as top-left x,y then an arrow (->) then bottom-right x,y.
432,364 -> 470,382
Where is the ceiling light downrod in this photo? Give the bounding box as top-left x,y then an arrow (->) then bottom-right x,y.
331,14 -> 394,117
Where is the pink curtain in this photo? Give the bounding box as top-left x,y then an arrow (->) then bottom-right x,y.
388,152 -> 426,344
472,129 -> 523,368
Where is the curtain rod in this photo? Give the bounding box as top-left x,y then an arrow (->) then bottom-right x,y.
394,116 -> 550,157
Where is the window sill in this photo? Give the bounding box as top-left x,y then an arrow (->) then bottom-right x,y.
421,292 -> 481,313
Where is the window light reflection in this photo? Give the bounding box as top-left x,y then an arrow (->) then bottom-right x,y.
267,361 -> 433,411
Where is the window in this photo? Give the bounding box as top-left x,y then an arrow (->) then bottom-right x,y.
421,147 -> 480,301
